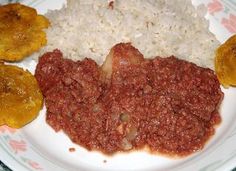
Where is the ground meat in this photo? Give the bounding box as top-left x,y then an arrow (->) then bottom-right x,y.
35,44 -> 223,157
108,1 -> 114,10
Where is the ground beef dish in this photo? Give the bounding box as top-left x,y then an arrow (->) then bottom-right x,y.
35,43 -> 223,156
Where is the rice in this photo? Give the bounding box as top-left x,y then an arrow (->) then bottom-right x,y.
42,0 -> 220,69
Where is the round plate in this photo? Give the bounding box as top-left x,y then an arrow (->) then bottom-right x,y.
0,0 -> 236,171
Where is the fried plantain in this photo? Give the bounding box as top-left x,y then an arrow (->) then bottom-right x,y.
0,63 -> 43,128
0,3 -> 49,61
215,35 -> 236,88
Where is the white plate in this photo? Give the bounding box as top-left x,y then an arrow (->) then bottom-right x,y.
0,0 -> 236,171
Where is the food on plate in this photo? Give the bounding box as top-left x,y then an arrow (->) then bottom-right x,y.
215,35 -> 236,87
69,147 -> 76,152
42,0 -> 219,69
0,63 -> 43,128
35,43 -> 223,156
0,3 -> 49,61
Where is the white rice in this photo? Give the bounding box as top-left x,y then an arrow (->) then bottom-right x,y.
42,0 -> 220,69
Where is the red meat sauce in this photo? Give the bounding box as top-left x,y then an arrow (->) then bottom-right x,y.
35,43 -> 223,157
